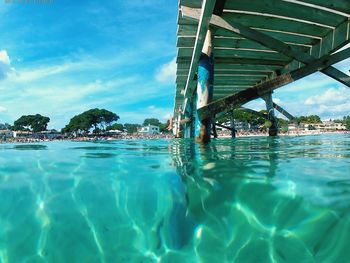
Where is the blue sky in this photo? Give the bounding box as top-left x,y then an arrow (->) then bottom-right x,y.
0,0 -> 178,129
0,0 -> 349,129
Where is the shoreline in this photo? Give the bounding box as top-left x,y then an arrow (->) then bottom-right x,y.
219,130 -> 349,138
1,130 -> 349,144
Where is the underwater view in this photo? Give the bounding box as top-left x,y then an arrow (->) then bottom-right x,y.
0,134 -> 350,263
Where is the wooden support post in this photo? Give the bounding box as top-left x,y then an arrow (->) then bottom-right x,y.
272,103 -> 297,123
262,93 -> 278,136
184,99 -> 194,138
175,106 -> 182,138
230,116 -> 236,138
182,0 -> 216,99
195,29 -> 214,143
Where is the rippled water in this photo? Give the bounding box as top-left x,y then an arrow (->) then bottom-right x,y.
0,134 -> 350,263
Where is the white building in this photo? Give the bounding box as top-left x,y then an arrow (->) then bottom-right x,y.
13,131 -> 32,138
139,125 -> 160,135
317,121 -> 346,131
289,121 -> 346,131
288,123 -> 307,131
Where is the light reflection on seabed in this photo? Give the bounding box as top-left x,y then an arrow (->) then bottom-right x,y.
169,138 -> 350,263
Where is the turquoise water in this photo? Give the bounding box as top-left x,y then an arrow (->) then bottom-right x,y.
0,134 -> 350,263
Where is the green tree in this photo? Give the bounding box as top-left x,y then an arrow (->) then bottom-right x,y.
297,115 -> 321,123
62,108 -> 119,134
143,118 -> 160,126
217,109 -> 266,127
159,120 -> 171,133
13,114 -> 50,132
106,123 -> 124,131
124,123 -> 140,134
343,116 -> 350,130
276,117 -> 289,131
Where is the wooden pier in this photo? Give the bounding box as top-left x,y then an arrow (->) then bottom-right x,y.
174,0 -> 350,142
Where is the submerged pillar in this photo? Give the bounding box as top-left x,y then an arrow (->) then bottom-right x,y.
262,93 -> 278,136
195,29 -> 214,143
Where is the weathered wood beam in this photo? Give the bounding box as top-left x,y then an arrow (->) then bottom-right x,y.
181,6 -> 350,87
177,62 -> 280,74
224,0 -> 344,27
285,18 -> 350,73
177,56 -> 287,66
213,0 -> 226,16
178,47 -> 289,61
272,102 -> 297,122
182,0 -> 216,99
198,47 -> 350,121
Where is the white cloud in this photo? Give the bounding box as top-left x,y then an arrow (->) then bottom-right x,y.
304,87 -> 350,106
0,50 -> 14,80
274,86 -> 350,120
155,57 -> 176,83
0,106 -> 8,113
0,50 -> 10,65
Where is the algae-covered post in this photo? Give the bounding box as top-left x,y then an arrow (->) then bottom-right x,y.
262,93 -> 278,136
195,29 -> 214,143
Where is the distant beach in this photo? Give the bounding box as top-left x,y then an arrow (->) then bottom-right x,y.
0,133 -> 174,144
1,130 -> 349,144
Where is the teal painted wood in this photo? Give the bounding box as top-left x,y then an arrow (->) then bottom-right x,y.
283,19 -> 350,73
183,0 -> 216,99
197,47 -> 350,121
286,0 -> 350,17
195,53 -> 214,142
221,13 -> 330,37
178,47 -> 290,61
182,6 -> 350,87
175,1 -> 350,122
224,0 -> 344,27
